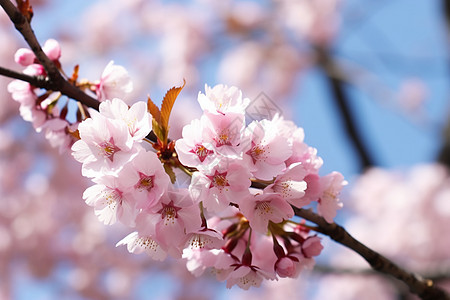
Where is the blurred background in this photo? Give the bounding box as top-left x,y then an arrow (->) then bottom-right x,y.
0,0 -> 449,299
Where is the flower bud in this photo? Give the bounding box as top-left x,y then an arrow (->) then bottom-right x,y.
14,48 -> 35,66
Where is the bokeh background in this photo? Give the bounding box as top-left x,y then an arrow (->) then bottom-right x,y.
0,0 -> 449,299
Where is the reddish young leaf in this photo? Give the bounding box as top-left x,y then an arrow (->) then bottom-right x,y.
160,79 -> 186,139
147,95 -> 161,124
70,64 -> 79,84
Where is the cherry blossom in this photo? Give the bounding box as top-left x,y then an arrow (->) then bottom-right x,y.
14,48 -> 35,66
175,118 -> 216,168
243,118 -> 292,180
239,192 -> 294,234
96,61 -> 133,102
3,0 -> 448,297
41,118 -> 78,153
99,98 -> 152,141
317,172 -> 347,223
133,189 -> 202,257
201,111 -> 246,158
274,254 -> 304,278
116,232 -> 168,261
4,30 -> 350,292
118,150 -> 170,209
189,162 -> 251,212
83,174 -> 138,226
198,84 -> 250,115
42,39 -> 62,61
182,229 -> 224,276
224,265 -> 267,290
71,110 -> 139,178
264,162 -> 308,207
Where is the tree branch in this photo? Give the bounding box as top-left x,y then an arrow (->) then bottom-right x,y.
316,48 -> 375,170
0,0 -> 99,110
0,65 -> 50,88
293,207 -> 449,300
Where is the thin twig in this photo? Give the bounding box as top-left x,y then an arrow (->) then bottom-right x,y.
0,65 -> 50,88
293,207 -> 449,300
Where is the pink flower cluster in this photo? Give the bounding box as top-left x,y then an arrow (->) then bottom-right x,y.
7,39 -> 346,289
7,39 -> 76,151
7,40 -> 133,153
69,78 -> 346,289
174,84 -> 346,288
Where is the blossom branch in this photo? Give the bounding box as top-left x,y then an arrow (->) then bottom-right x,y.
293,207 -> 449,300
316,48 -> 375,170
0,0 -> 99,110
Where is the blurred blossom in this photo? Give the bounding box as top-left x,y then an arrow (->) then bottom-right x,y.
311,274 -> 398,300
320,164 -> 450,298
275,0 -> 342,46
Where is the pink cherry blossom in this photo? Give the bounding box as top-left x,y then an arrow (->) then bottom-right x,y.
239,192 -> 294,233
83,174 -> 137,226
224,265 -> 271,290
243,118 -> 292,180
23,63 -> 46,77
118,150 -> 170,209
116,231 -> 167,261
201,111 -> 246,158
197,84 -> 250,115
41,118 -> 77,153
42,39 -> 61,61
185,248 -> 236,278
134,189 -> 202,257
189,162 -> 251,212
264,162 -> 308,207
175,118 -> 216,168
13,39 -> 60,67
71,110 -> 138,178
7,80 -> 36,106
14,48 -> 35,66
18,103 -> 47,130
182,229 -> 224,276
302,236 -> 323,258
275,254 -> 303,278
98,98 -> 151,141
96,61 -> 133,102
317,171 -> 346,223
274,116 -> 323,173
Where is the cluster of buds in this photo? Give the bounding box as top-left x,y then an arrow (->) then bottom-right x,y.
8,39 -> 347,290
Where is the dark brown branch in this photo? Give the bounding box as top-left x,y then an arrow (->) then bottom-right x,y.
293,207 -> 449,300
0,0 -> 99,110
0,65 -> 51,88
316,48 -> 375,170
